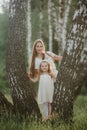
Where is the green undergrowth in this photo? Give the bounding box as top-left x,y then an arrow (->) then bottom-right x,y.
0,95 -> 87,130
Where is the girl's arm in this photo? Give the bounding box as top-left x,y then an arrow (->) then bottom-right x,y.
50,71 -> 56,79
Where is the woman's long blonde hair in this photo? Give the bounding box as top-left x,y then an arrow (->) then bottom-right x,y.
29,39 -> 45,78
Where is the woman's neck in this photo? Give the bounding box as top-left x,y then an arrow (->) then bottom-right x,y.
37,53 -> 43,58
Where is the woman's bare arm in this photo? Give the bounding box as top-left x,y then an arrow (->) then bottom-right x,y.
46,51 -> 63,61
28,72 -> 39,83
54,55 -> 63,61
29,77 -> 38,83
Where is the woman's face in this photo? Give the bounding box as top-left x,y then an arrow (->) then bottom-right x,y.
40,62 -> 48,72
35,42 -> 44,55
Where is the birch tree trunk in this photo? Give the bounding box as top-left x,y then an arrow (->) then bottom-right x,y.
39,0 -> 43,38
62,0 -> 72,52
57,0 -> 65,55
52,0 -> 87,122
51,2 -> 59,54
48,0 -> 53,51
6,0 -> 41,118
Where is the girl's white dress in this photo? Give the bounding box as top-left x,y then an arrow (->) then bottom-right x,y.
38,73 -> 54,104
34,51 -> 58,104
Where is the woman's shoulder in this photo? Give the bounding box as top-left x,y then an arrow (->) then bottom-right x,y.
46,51 -> 56,57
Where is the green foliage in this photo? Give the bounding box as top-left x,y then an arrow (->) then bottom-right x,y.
31,0 -> 56,51
0,95 -> 87,130
31,8 -> 41,41
0,2 -> 9,93
73,96 -> 87,130
81,81 -> 87,95
31,6 -> 49,50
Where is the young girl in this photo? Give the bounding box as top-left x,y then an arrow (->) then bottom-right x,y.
30,60 -> 55,121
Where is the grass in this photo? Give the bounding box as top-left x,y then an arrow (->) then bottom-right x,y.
0,95 -> 87,130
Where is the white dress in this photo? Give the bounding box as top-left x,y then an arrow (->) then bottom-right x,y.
35,57 -> 42,69
38,73 -> 54,104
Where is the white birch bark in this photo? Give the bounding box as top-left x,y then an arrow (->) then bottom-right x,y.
48,0 -> 53,51
62,0 -> 72,52
39,0 -> 43,38
51,2 -> 58,41
57,0 -> 65,55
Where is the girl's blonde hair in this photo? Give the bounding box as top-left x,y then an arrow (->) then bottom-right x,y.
29,39 -> 45,78
39,60 -> 54,78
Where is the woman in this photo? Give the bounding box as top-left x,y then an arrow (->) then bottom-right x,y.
28,39 -> 62,80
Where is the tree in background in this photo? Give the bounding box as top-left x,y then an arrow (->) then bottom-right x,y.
48,0 -> 53,51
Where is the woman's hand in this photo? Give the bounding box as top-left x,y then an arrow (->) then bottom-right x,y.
27,72 -> 33,79
30,77 -> 38,83
27,73 -> 30,78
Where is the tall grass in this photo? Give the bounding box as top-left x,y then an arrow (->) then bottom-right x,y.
0,95 -> 87,130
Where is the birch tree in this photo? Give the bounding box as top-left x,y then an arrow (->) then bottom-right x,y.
57,0 -> 65,55
39,0 -> 43,38
62,0 -> 72,52
48,0 -> 53,51
51,0 -> 72,55
6,0 -> 41,118
52,0 -> 87,122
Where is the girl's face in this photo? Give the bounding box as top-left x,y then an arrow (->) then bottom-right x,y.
40,62 -> 48,72
35,42 -> 44,55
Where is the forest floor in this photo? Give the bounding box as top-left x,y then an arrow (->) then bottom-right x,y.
0,94 -> 87,130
